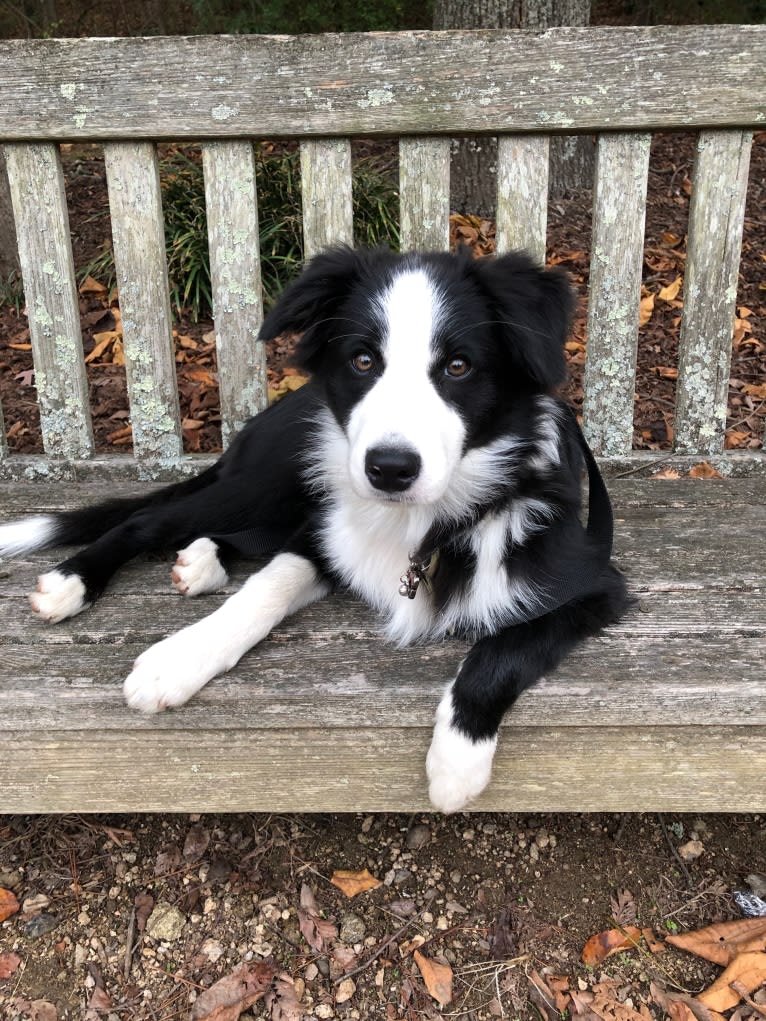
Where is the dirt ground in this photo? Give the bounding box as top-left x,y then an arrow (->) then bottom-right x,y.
1,812 -> 765,1019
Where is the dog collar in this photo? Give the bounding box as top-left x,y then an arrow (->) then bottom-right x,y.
399,550 -> 439,600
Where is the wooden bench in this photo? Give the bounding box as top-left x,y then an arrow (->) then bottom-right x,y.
0,26 -> 764,814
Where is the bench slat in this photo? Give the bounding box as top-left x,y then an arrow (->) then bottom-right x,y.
104,142 -> 183,462
202,141 -> 268,444
495,135 -> 549,265
300,139 -> 354,259
3,142 -> 94,459
674,129 -> 752,455
399,137 -> 451,251
583,133 -> 651,455
1,28 -> 763,140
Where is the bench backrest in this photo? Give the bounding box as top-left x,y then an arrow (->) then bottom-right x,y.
1,26 -> 764,479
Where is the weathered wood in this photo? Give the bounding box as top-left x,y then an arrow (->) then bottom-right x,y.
399,137 -> 451,251
3,142 -> 93,459
495,135 -> 549,264
300,139 -> 354,260
674,130 -> 752,454
0,28 -> 764,140
583,133 -> 651,456
104,142 -> 183,462
202,141 -> 267,445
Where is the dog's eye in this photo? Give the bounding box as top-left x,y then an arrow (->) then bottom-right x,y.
445,356 -> 471,379
351,352 -> 376,375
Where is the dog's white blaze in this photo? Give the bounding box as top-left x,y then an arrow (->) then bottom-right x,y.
426,681 -> 497,813
0,514 -> 56,557
346,269 -> 466,505
124,553 -> 329,713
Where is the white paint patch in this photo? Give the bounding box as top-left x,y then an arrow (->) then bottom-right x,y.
426,683 -> 497,813
29,570 -> 88,624
172,538 -> 228,597
124,553 -> 330,713
0,515 -> 57,558
345,268 -> 466,506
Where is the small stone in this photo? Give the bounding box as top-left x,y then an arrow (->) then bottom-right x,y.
22,893 -> 50,914
339,912 -> 366,944
74,944 -> 88,967
336,977 -> 356,1004
315,1005 -> 334,1019
529,845 -> 540,862
208,856 -> 232,885
393,868 -> 413,887
146,901 -> 186,941
535,830 -> 550,849
201,938 -> 224,962
678,839 -> 704,862
361,816 -> 374,834
24,913 -> 58,939
390,899 -> 416,918
305,962 -> 319,981
406,823 -> 431,850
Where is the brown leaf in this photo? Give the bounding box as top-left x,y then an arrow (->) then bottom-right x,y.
191,959 -> 278,1021
28,1003 -> 58,1021
297,884 -> 337,952
582,925 -> 642,966
667,918 -> 766,966
697,951 -> 766,1012
79,274 -> 108,297
688,461 -> 723,479
650,365 -> 678,380
659,276 -> 683,301
85,985 -> 112,1021
330,869 -> 382,898
183,822 -> 211,860
85,330 -> 120,363
413,949 -> 453,1006
0,951 -> 21,978
652,468 -> 682,479
265,973 -> 304,1020
611,888 -> 637,926
0,887 -> 20,922
134,890 -> 155,932
639,292 -> 655,327
650,981 -> 725,1021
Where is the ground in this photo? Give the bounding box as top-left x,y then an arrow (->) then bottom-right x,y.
1,812 -> 765,1019
1,134 -> 766,1018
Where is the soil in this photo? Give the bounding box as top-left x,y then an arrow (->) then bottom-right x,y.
1,136 -> 765,1019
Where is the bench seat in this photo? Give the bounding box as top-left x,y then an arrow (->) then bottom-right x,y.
2,476 -> 764,814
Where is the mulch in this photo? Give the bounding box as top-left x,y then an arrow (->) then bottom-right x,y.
0,132 -> 764,456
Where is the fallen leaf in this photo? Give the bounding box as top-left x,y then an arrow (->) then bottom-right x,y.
0,951 -> 21,978
85,330 -> 121,363
666,917 -> 766,966
0,888 -> 20,922
191,959 -> 278,1020
659,276 -> 682,301
582,925 -> 642,966
8,342 -> 32,351
28,1002 -> 58,1021
688,462 -> 723,479
642,927 -> 666,954
265,973 -> 304,1020
297,884 -> 337,952
639,291 -> 655,327
79,275 -> 108,297
413,949 -> 453,1006
651,365 -> 678,380
611,888 -> 637,926
134,890 -> 155,932
697,951 -> 766,1012
330,869 -> 382,898
652,468 -> 682,479
85,985 -> 112,1021
741,382 -> 766,400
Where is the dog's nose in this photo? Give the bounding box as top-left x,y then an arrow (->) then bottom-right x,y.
365,446 -> 422,493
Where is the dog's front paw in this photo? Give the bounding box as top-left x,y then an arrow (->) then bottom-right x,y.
172,538 -> 228,597
29,570 -> 88,623
426,689 -> 497,813
124,629 -> 220,713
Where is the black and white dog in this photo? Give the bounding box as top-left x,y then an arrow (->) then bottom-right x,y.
0,247 -> 629,812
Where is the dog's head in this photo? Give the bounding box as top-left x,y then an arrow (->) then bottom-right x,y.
260,246 -> 574,505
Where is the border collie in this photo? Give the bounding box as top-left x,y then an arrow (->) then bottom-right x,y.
0,247 -> 629,812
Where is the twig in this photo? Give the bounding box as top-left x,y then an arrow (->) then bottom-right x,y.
123,905 -> 136,982
656,814 -> 694,888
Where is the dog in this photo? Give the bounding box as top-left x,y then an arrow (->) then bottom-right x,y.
0,246 -> 630,812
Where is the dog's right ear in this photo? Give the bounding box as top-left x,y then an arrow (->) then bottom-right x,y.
259,246 -> 373,371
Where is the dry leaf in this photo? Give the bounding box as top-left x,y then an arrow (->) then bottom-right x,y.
330,868 -> 382,898
741,382 -> 766,400
697,951 -> 766,1012
582,925 -> 642,966
641,927 -> 666,954
651,365 -> 678,380
297,884 -> 337,952
0,951 -> 21,978
86,330 -> 120,363
0,887 -> 20,922
413,949 -> 453,1006
79,275 -> 108,296
688,462 -> 723,479
659,277 -> 683,301
639,292 -> 655,327
191,959 -> 278,1021
265,973 -> 304,1020
652,468 -> 682,479
611,888 -> 637,926
666,917 -> 766,966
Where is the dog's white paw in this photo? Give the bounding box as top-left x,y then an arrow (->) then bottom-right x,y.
172,538 -> 228,597
426,688 -> 497,813
123,627 -> 223,713
29,570 -> 88,623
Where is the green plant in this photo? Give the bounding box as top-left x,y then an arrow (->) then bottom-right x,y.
0,270 -> 24,314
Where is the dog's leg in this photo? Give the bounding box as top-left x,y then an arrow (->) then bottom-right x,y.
172,538 -> 229,596
124,552 -> 330,713
426,587 -> 627,813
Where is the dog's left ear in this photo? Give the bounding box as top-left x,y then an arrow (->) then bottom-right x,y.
472,251 -> 575,390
